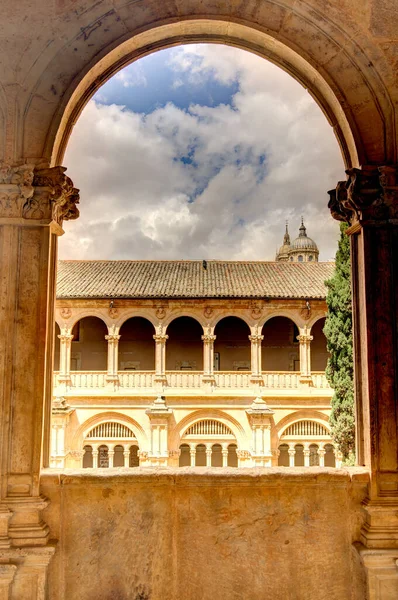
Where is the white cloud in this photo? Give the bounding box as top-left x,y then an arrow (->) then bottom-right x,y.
61,45 -> 344,262
114,64 -> 147,88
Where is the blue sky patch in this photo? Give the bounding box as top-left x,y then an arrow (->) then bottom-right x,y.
95,47 -> 239,113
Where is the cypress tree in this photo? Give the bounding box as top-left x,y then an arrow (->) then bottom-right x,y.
323,223 -> 355,463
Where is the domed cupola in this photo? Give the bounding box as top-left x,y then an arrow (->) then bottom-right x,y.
275,222 -> 292,262
288,218 -> 319,262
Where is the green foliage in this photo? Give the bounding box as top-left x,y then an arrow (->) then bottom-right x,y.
323,222 -> 355,460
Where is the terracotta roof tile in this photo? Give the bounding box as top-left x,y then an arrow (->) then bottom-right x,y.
56,260 -> 334,300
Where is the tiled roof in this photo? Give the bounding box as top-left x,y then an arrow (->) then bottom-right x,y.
56,260 -> 334,300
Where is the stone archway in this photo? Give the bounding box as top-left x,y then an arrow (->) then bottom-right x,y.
1,3 -> 398,599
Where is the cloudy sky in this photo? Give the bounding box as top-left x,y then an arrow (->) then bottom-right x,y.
61,44 -> 345,262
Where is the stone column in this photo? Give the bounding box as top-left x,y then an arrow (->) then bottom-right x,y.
288,444 -> 296,467
329,166 -> 398,552
0,165 -> 78,552
201,331 -> 216,383
297,329 -> 313,384
189,444 -> 196,467
92,446 -> 99,469
153,327 -> 168,384
222,444 -> 228,467
57,328 -> 74,387
105,327 -> 120,387
205,444 -> 212,467
249,332 -> 264,382
303,444 -> 310,467
108,445 -> 115,468
123,447 -> 130,468
318,446 -> 326,467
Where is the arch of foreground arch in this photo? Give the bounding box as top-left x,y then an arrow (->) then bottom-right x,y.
1,2 -> 398,599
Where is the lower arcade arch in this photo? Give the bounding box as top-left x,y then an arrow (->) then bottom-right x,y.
82,420 -> 140,468
178,419 -> 238,467
277,420 -> 337,467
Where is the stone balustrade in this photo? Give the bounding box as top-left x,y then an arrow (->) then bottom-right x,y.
53,370 -> 331,393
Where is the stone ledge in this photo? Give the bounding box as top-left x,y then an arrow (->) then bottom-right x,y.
40,466 -> 369,488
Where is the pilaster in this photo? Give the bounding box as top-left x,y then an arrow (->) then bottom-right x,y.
246,398 -> 274,467
50,398 -> 72,468
145,397 -> 173,466
329,165 -> 398,593
0,164 -> 78,556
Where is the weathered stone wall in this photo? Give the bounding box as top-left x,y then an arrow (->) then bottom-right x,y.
41,468 -> 368,600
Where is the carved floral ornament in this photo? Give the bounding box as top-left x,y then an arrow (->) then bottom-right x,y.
0,163 -> 80,224
328,166 -> 398,225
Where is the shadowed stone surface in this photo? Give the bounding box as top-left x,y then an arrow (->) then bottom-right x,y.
41,468 -> 368,600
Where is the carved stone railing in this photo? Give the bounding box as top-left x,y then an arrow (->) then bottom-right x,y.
166,371 -> 202,388
53,370 -> 330,392
213,372 -> 252,388
311,372 -> 331,389
119,371 -> 155,389
70,371 -> 107,388
262,372 -> 300,389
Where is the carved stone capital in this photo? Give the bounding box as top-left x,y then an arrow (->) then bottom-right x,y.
249,334 -> 264,343
153,334 -> 168,343
58,333 -> 74,344
0,164 -> 79,224
201,334 -> 216,343
328,165 -> 398,225
68,450 -> 84,460
236,450 -> 251,459
0,163 -> 35,218
296,334 -> 313,344
30,166 -> 80,225
105,334 -> 121,343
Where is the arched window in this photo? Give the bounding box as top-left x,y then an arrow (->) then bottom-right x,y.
211,444 -> 223,467
166,317 -> 203,371
278,444 -> 289,467
129,445 -> 139,467
308,255 -> 313,261
227,444 -> 238,467
113,445 -> 124,467
294,444 -> 304,467
71,316 -> 108,371
195,444 -> 206,466
324,444 -> 336,467
298,255 -> 304,262
179,444 -> 191,467
309,444 -> 319,466
214,317 -> 250,371
82,445 -> 93,468
118,317 -> 155,370
311,317 -> 329,371
98,445 -> 109,468
262,317 -> 300,371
